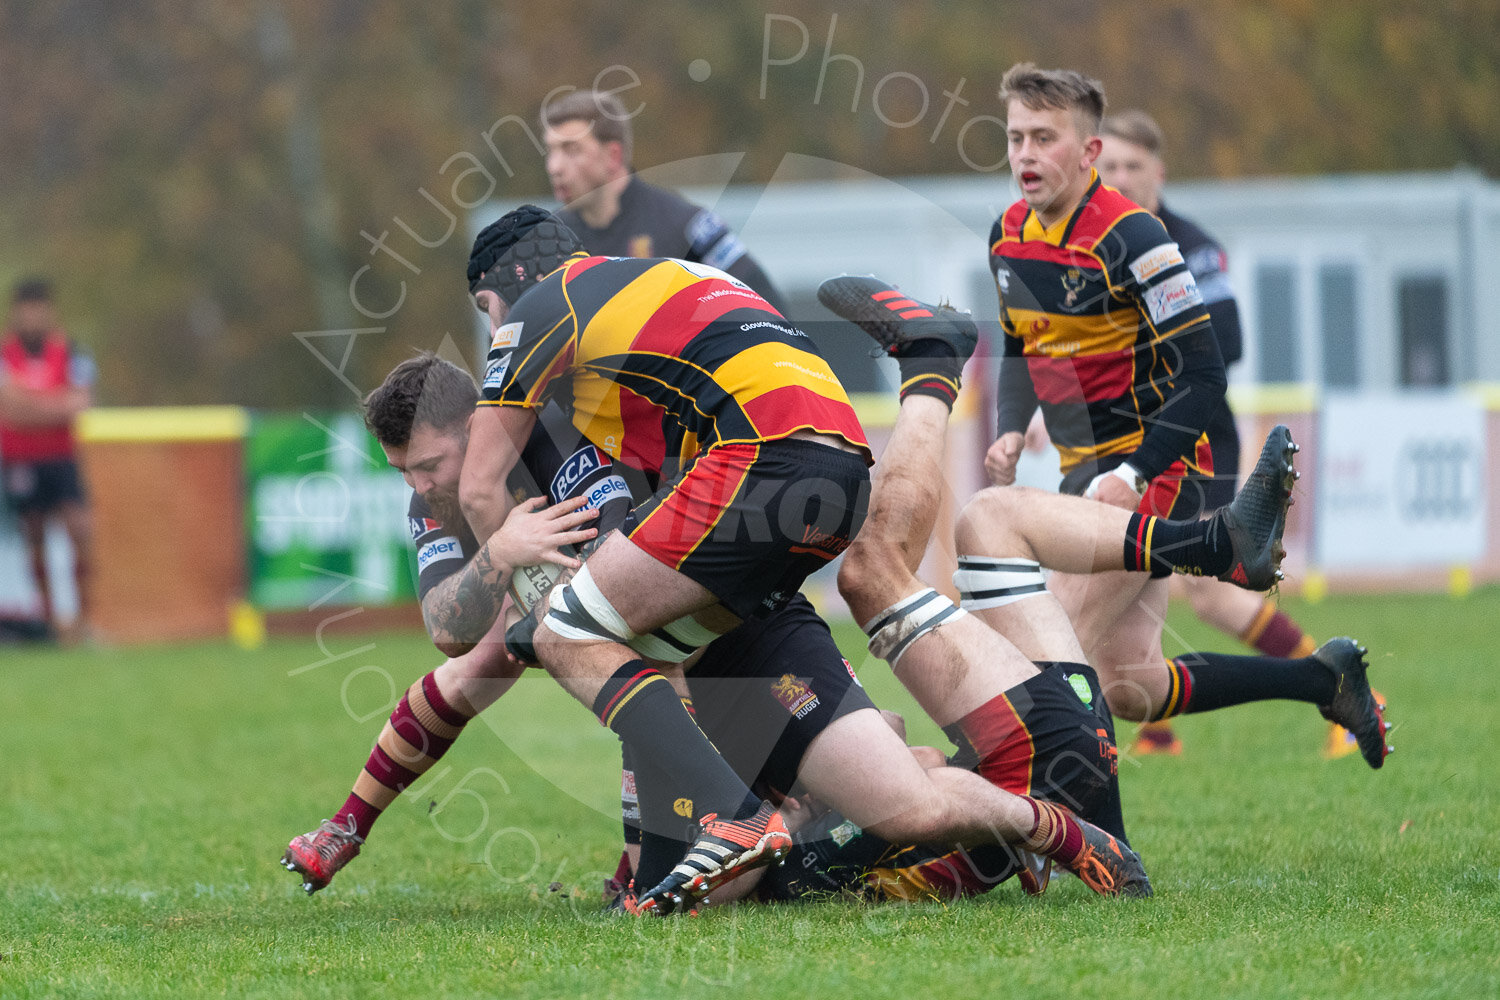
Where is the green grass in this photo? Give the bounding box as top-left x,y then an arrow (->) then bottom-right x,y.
4,590 -> 1498,999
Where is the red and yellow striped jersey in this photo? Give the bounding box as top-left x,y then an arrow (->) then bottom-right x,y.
479,255 -> 869,479
989,173 -> 1214,474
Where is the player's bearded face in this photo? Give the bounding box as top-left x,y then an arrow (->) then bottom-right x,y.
420,429 -> 469,530
384,423 -> 469,531
424,484 -> 465,533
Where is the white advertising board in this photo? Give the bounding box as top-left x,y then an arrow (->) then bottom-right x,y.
1316,393 -> 1487,568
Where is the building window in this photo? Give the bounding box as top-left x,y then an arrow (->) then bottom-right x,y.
1398,275 -> 1450,387
1319,264 -> 1359,388
1255,263 -> 1299,382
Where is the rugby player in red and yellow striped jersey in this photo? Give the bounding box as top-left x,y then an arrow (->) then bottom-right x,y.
459,206 -> 873,912
980,66 -> 1389,770
479,249 -> 866,484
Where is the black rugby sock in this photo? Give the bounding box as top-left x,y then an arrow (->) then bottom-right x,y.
629,746 -> 695,890
1123,513 -> 1232,579
895,339 -> 964,409
592,661 -> 759,821
1155,650 -> 1338,718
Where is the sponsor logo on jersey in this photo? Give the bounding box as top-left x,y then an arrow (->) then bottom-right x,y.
771,673 -> 821,719
1097,727 -> 1119,774
797,524 -> 851,556
491,321 -> 523,350
1143,271 -> 1204,325
407,516 -> 441,540
416,537 -> 462,572
583,474 -> 631,510
483,353 -> 512,389
672,798 -> 694,818
1129,242 -> 1186,284
551,444 -> 607,500
842,657 -> 863,688
1067,672 -> 1094,706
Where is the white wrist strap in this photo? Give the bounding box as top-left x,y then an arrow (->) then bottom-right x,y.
1085,462 -> 1146,500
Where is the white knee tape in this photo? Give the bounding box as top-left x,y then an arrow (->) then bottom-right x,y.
629,614 -> 724,662
663,614 -> 723,649
629,630 -> 695,662
953,557 -> 1048,610
543,564 -> 637,644
862,588 -> 967,667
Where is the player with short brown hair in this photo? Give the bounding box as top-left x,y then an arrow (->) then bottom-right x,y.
984,65 -> 1390,769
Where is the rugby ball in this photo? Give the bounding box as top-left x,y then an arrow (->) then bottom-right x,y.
508,561 -> 564,615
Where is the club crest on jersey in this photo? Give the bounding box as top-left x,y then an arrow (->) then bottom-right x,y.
551,445 -> 607,500
828,819 -> 862,848
1062,267 -> 1087,308
771,673 -> 821,719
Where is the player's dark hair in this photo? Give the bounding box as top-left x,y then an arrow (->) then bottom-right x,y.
363,351 -> 477,447
12,278 -> 53,304
540,89 -> 634,166
1000,63 -> 1107,136
1103,110 -> 1165,157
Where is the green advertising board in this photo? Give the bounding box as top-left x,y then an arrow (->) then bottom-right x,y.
246,412 -> 415,610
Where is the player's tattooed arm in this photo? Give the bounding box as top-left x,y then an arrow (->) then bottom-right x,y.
421,543 -> 509,657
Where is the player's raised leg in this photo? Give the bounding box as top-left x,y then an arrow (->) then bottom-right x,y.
956,429 -> 1392,769
824,275 -> 1149,897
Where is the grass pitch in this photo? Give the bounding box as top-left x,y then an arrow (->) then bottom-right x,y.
3,590 -> 1498,999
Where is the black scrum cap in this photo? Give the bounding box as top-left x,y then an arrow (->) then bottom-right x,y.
467,205 -> 585,305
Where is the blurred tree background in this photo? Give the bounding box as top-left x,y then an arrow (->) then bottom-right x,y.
0,0 -> 1494,407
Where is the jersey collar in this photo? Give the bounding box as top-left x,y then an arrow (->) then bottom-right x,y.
1020,170 -> 1102,246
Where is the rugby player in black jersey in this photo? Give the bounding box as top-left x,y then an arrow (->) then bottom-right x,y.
541,89 -> 788,314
